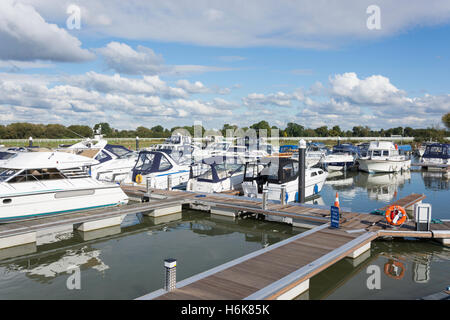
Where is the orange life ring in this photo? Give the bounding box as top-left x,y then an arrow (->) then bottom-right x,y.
385,205 -> 407,226
384,260 -> 405,280
135,174 -> 143,184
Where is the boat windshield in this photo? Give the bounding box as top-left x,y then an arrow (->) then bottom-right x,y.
164,136 -> 182,144
198,162 -> 244,181
105,144 -> 132,157
134,152 -> 156,171
213,143 -> 230,151
0,168 -> 21,182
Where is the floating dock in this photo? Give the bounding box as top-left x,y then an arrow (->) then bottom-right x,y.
119,187 -> 449,300
1,185 -> 449,300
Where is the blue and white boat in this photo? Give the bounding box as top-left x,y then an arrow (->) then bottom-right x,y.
420,143 -> 449,166
320,143 -> 360,171
242,155 -> 328,203
187,156 -> 245,193
127,150 -> 192,189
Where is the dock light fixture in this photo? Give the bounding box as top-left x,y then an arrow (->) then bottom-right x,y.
164,258 -> 177,292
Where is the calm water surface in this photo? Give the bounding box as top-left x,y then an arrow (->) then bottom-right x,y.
0,167 -> 448,299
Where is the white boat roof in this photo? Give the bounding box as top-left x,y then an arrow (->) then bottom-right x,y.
0,152 -> 99,170
368,141 -> 396,150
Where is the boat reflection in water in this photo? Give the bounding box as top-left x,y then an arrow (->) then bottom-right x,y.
354,171 -> 411,202
421,170 -> 449,191
3,245 -> 109,284
310,240 -> 450,300
0,210 -> 299,295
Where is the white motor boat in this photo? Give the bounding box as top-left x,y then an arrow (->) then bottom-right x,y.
187,156 -> 245,193
320,144 -> 359,171
0,152 -> 128,221
126,150 -> 195,189
61,135 -> 138,183
292,143 -> 328,168
420,143 -> 449,166
358,141 -> 411,173
242,156 -> 328,203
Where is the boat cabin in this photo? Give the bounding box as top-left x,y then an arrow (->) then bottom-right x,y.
131,151 -> 181,182
190,156 -> 245,183
422,143 -> 449,160
367,141 -> 401,159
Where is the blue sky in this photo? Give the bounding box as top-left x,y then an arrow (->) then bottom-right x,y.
1,0 -> 449,131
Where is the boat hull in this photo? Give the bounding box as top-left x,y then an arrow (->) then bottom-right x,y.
358,159 -> 411,173
242,172 -> 328,203
0,185 -> 128,221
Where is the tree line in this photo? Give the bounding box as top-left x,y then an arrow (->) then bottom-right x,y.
0,116 -> 448,142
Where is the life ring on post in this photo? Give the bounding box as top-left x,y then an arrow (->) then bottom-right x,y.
384,259 -> 405,280
135,174 -> 143,184
385,205 -> 407,226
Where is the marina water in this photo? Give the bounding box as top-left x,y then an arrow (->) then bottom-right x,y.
0,167 -> 448,299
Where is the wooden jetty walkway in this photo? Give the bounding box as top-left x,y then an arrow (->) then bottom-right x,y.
121,187 -> 449,300
1,183 -> 449,300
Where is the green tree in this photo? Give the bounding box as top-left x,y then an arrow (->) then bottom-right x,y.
136,126 -> 152,138
45,124 -> 67,138
67,125 -> 93,138
93,123 -> 113,136
443,112 -> 450,130
314,126 -> 328,137
285,123 -> 304,137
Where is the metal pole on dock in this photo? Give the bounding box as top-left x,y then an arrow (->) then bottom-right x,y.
297,139 -> 306,203
146,177 -> 152,201
164,258 -> 177,291
135,136 -> 140,151
281,184 -> 286,205
262,187 -> 268,210
28,136 -> 33,147
167,174 -> 172,191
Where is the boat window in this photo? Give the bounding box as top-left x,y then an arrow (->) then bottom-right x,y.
158,156 -> 172,171
95,150 -> 112,163
244,163 -> 264,179
0,168 -> 20,182
197,168 -> 214,180
430,146 -> 442,153
105,145 -> 132,157
382,150 -> 389,156
372,150 -> 382,157
311,171 -> 317,177
318,170 -> 324,175
261,162 -> 279,180
135,153 -> 156,171
280,162 -> 296,181
214,143 -> 229,151
6,168 -> 65,183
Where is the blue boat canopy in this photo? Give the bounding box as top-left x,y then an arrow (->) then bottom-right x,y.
279,145 -> 298,153
423,143 -> 450,159
397,145 -> 412,152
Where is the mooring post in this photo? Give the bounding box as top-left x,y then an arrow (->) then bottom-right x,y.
167,174 -> 172,191
135,136 -> 140,151
28,136 -> 33,148
281,184 -> 286,205
297,139 -> 306,203
262,186 -> 268,210
146,177 -> 152,201
164,258 -> 177,291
